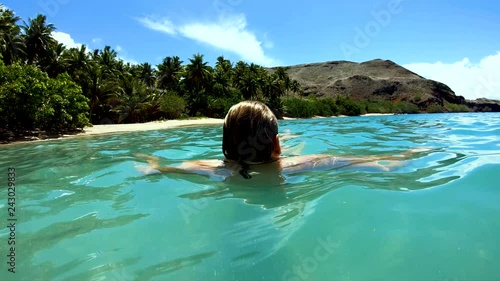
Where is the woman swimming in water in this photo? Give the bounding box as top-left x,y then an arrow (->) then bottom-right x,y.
136,100 -> 423,179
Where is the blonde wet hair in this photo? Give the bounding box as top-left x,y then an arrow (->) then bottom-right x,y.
222,101 -> 279,166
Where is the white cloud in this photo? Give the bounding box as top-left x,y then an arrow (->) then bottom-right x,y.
52,31 -> 82,49
50,31 -> 138,64
136,14 -> 278,66
136,16 -> 177,35
403,52 -> 500,100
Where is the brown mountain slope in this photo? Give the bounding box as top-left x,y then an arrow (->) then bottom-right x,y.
270,59 -> 470,110
466,98 -> 500,112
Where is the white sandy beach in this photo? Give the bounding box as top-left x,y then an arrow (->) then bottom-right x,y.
82,114 -> 394,136
81,118 -> 224,136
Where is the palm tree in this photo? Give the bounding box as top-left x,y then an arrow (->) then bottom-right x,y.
262,74 -> 284,115
290,79 -> 302,95
95,45 -> 118,79
232,61 -> 247,84
137,62 -> 156,87
274,67 -> 292,96
261,74 -> 280,99
82,62 -> 120,123
233,61 -> 261,100
0,6 -> 16,36
0,29 -> 24,64
62,45 -> 90,79
184,53 -> 212,92
21,14 -> 56,65
40,41 -> 65,77
213,56 -> 233,98
215,56 -> 232,75
157,55 -> 183,91
241,71 -> 259,100
110,75 -> 153,123
184,53 -> 213,114
0,8 -> 24,64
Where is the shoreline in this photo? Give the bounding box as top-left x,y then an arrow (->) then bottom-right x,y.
1,114 -> 395,145
0,118 -> 224,145
282,113 -> 394,120
82,118 -> 224,136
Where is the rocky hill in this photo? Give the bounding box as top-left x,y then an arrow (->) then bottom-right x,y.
270,59 -> 498,112
465,98 -> 500,112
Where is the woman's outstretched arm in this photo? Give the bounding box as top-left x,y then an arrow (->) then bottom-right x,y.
281,148 -> 430,173
135,154 -> 226,175
135,154 -> 192,174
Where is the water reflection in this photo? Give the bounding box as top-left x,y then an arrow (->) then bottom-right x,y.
135,251 -> 217,280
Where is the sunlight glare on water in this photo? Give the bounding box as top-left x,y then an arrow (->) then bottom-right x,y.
0,113 -> 499,281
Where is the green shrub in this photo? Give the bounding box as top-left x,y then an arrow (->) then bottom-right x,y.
283,96 -> 364,117
426,104 -> 445,113
159,92 -> 186,119
0,63 -> 48,130
208,92 -> 243,118
282,97 -> 317,118
363,100 -> 395,113
445,103 -> 470,112
42,73 -> 90,130
324,97 -> 340,115
394,101 -> 420,114
0,63 -> 89,132
482,106 -> 492,112
315,97 -> 339,116
337,97 -> 362,116
206,98 -> 223,118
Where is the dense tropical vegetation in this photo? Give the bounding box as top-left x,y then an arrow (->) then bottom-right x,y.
0,7 -> 371,136
1,6 -> 474,139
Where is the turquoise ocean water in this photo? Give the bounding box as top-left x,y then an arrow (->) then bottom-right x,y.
0,113 -> 499,281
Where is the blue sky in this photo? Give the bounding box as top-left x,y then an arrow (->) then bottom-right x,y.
3,0 -> 500,100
